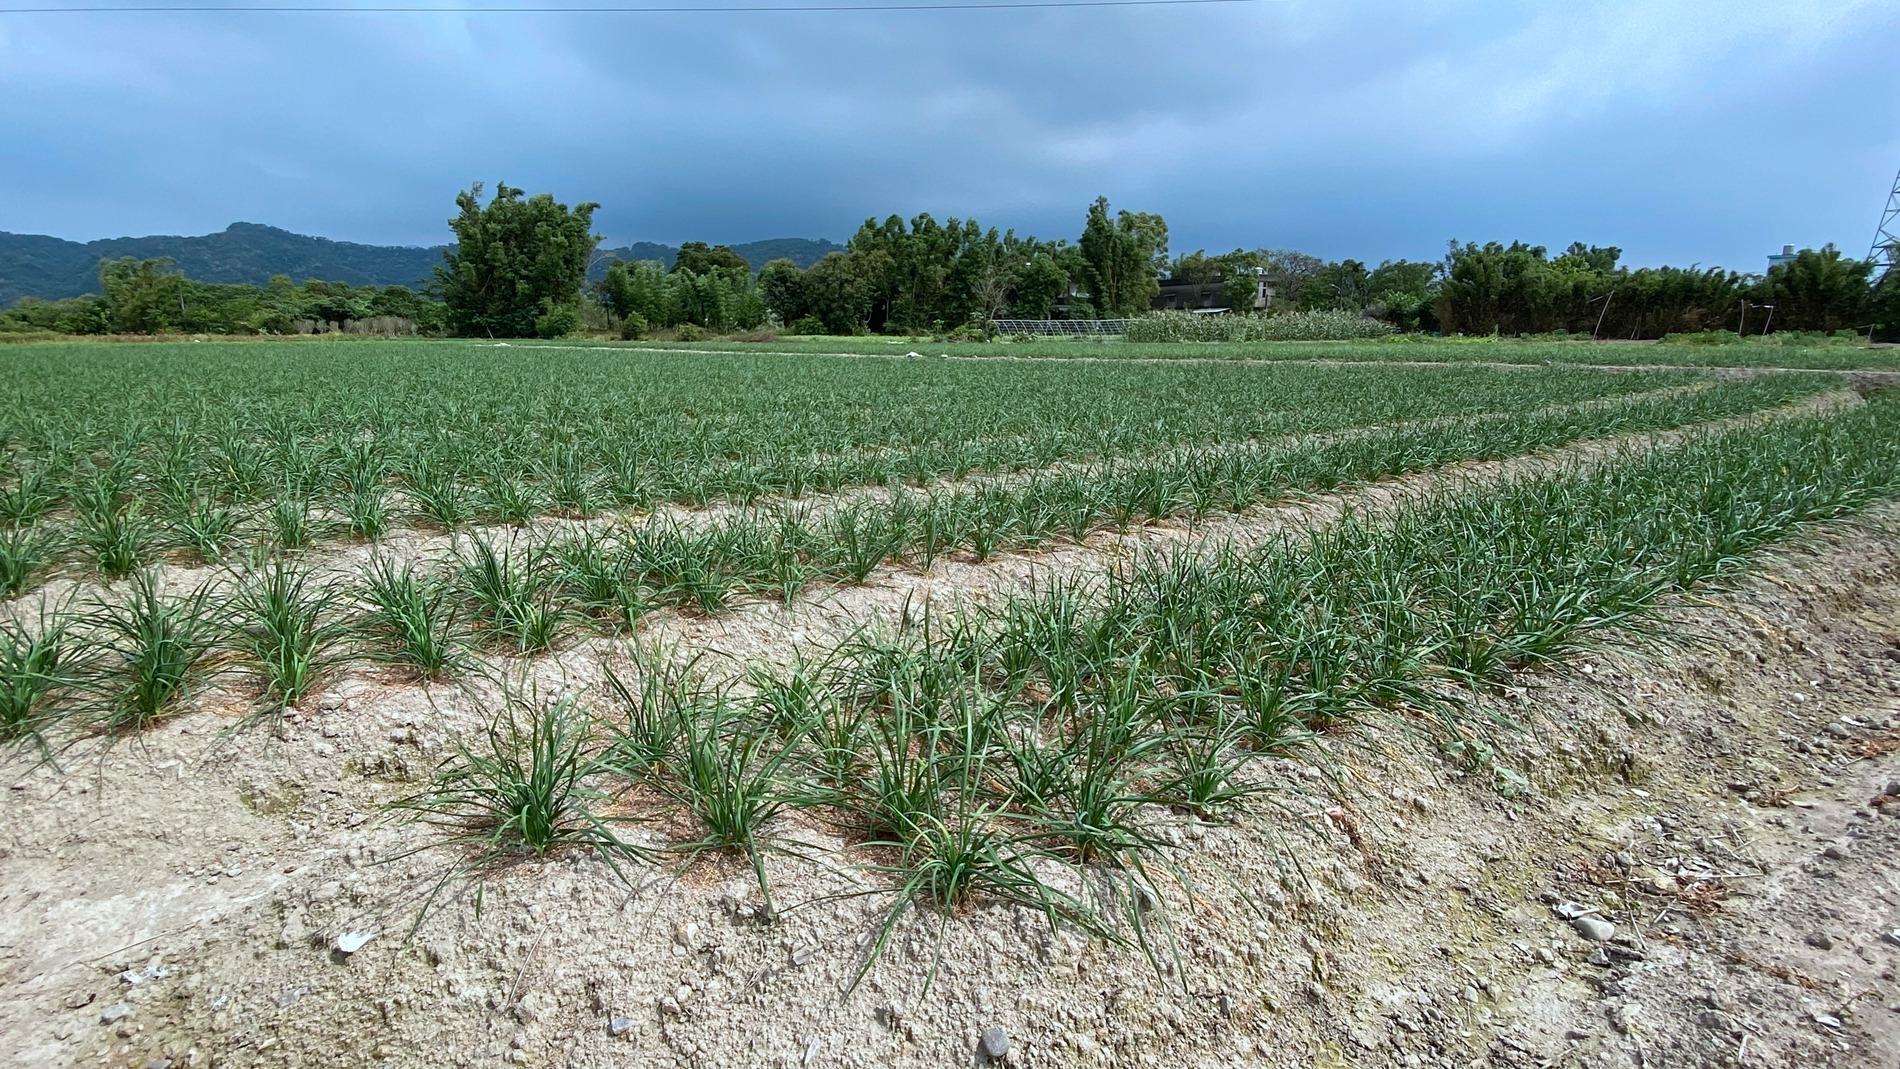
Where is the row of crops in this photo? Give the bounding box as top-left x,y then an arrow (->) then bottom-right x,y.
0,343 -> 1700,554
351,392 -> 1900,980
0,343 -> 1837,594
0,354 -> 1843,746
3,341 -> 1895,982
0,375 -> 1835,611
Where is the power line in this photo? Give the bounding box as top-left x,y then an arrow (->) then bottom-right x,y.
0,0 -> 1270,14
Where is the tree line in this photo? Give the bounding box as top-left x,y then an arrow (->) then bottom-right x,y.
1436,240 -> 1887,338
0,256 -> 444,336
4,180 -> 1896,340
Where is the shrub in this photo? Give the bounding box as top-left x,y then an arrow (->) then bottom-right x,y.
619,311 -> 649,341
1126,309 -> 1396,343
788,315 -> 827,336
533,302 -> 579,339
675,323 -> 708,343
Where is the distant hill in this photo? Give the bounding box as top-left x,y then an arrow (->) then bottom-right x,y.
0,224 -> 846,306
0,223 -> 445,306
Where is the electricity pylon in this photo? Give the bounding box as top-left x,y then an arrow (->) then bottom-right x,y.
1871,166 -> 1900,280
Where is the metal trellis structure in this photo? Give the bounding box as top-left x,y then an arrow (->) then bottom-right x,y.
1870,167 -> 1900,281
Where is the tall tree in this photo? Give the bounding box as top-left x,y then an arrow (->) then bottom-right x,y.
1077,197 -> 1166,317
99,256 -> 185,334
437,182 -> 599,338
1761,246 -> 1872,332
757,258 -> 811,325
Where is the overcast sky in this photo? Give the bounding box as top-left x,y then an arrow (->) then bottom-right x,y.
1,0 -> 1895,269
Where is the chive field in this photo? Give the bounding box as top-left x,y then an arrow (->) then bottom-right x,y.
2,338 -> 1895,989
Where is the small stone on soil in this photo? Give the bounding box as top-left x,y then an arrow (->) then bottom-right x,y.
1572,916 -> 1616,942
979,1025 -> 1010,1060
1804,931 -> 1835,950
99,1003 -> 130,1025
608,1016 -> 634,1037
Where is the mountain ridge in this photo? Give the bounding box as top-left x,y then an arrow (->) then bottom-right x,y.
0,223 -> 844,306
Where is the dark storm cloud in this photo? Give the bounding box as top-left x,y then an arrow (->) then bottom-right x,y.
0,0 -> 1894,269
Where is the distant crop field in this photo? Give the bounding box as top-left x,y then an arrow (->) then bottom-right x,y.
573,333 -> 1900,370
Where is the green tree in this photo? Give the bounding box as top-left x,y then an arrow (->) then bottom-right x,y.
437,182 -> 600,338
758,258 -> 811,325
1077,197 -> 1166,317
671,241 -> 751,278
1871,270 -> 1900,341
300,280 -> 372,327
598,260 -> 670,326
1301,259 -> 1372,311
99,256 -> 186,334
801,252 -> 873,334
1010,251 -> 1072,320
1261,250 -> 1325,308
1760,246 -> 1872,332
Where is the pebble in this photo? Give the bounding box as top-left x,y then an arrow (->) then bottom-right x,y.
99,1003 -> 131,1025
1805,932 -> 1835,950
608,1016 -> 634,1037
1823,845 -> 1848,861
1824,722 -> 1851,739
1609,1004 -> 1637,1035
979,1025 -> 1010,1060
1572,916 -> 1616,942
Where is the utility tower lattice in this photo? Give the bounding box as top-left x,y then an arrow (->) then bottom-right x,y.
1871,167 -> 1900,280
